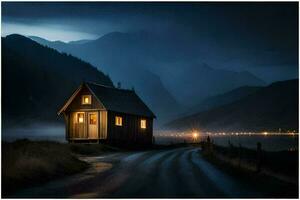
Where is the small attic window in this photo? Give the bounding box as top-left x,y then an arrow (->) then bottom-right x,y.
115,116 -> 123,126
141,119 -> 147,129
82,95 -> 91,105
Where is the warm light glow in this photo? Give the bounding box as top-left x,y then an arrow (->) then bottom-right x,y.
89,113 -> 97,124
193,132 -> 199,139
263,131 -> 268,136
115,116 -> 122,126
82,95 -> 91,104
141,119 -> 147,129
78,113 -> 84,123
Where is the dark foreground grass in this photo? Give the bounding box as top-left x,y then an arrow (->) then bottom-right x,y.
2,139 -> 119,196
201,143 -> 298,198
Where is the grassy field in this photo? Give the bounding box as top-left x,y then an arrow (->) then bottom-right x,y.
2,139 -> 119,196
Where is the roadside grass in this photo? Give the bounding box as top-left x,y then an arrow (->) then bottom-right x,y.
2,139 -> 119,196
200,143 -> 298,198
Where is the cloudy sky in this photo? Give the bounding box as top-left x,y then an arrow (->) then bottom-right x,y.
2,2 -> 298,81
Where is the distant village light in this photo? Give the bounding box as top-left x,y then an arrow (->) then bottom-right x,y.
193,132 -> 199,139
263,131 -> 268,136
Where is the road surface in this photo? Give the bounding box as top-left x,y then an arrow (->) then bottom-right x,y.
14,147 -> 263,198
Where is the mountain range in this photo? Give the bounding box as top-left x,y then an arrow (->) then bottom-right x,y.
165,79 -> 298,132
29,31 -> 265,107
180,85 -> 262,117
2,33 -> 297,132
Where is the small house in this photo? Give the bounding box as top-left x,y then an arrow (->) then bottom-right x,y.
58,82 -> 156,145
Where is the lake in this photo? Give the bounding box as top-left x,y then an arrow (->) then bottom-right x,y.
154,132 -> 298,152
210,135 -> 298,151
2,126 -> 298,152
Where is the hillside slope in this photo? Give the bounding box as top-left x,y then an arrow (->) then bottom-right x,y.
166,79 -> 298,132
2,34 -> 114,127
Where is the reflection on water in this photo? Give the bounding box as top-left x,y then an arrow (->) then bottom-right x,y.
154,131 -> 298,152
211,135 -> 298,152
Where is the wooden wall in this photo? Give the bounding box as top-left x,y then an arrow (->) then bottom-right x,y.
99,111 -> 108,139
107,111 -> 153,145
65,85 -> 104,112
64,85 -> 107,141
63,84 -> 153,144
67,110 -> 108,140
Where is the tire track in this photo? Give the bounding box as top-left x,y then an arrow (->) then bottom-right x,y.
157,147 -> 195,197
109,148 -> 182,197
187,149 -> 225,197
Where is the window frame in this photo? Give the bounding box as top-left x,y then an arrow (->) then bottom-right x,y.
115,116 -> 123,126
140,119 -> 147,129
89,113 -> 97,125
81,95 -> 92,105
77,112 -> 85,123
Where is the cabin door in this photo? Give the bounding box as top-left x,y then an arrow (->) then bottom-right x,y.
88,112 -> 98,139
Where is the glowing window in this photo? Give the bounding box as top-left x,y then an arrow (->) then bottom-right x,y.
77,113 -> 84,123
82,95 -> 91,105
89,114 -> 97,125
115,116 -> 122,126
141,119 -> 147,129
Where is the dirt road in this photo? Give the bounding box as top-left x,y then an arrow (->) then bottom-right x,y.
12,147 -> 282,198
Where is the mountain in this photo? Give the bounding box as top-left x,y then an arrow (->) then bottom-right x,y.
29,33 -> 185,125
29,31 -> 265,107
158,63 -> 265,105
2,34 -> 113,127
165,79 -> 298,132
181,85 -> 262,116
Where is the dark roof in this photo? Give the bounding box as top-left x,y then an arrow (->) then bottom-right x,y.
86,82 -> 156,118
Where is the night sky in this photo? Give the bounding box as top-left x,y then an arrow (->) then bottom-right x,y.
2,2 -> 298,82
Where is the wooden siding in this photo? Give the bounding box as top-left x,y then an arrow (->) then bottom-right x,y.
107,111 -> 153,144
65,84 -> 104,112
62,84 -> 153,144
99,110 -> 108,139
69,112 -> 87,139
87,112 -> 98,139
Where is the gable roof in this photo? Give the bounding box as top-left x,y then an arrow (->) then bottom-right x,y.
58,82 -> 156,118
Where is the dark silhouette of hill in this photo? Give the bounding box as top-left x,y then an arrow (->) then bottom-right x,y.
180,85 -> 262,116
29,31 -> 265,107
2,34 -> 113,127
165,79 -> 298,132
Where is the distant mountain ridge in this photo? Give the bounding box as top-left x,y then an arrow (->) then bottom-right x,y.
179,85 -> 262,117
29,34 -> 185,125
165,79 -> 298,132
29,32 -> 265,107
2,34 -> 113,127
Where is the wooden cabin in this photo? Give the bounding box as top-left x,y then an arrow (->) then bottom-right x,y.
58,82 -> 156,144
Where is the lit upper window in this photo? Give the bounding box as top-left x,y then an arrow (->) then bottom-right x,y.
115,116 -> 123,126
77,113 -> 84,123
82,95 -> 91,105
141,119 -> 146,129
